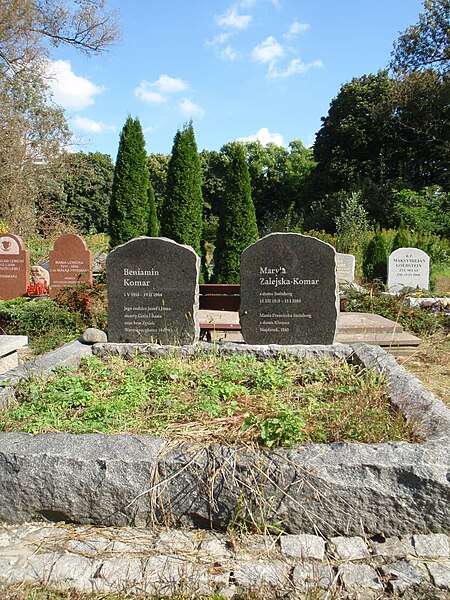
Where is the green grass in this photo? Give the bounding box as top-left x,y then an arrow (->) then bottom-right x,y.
0,353 -> 420,446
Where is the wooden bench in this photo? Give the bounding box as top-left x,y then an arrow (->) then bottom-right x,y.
199,284 -> 241,340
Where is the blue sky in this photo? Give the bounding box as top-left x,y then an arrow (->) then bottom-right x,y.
48,0 -> 424,160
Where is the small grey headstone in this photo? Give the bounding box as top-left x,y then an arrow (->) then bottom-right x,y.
240,233 -> 339,345
107,237 -> 199,344
336,253 -> 355,284
387,248 -> 430,293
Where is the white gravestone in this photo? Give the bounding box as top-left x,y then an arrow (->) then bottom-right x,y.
387,248 -> 430,293
336,253 -> 356,284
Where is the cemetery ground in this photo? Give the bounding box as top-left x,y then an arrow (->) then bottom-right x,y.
0,235 -> 449,599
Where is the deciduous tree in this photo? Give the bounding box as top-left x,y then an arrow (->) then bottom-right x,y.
0,0 -> 119,235
391,0 -> 449,75
47,151 -> 114,235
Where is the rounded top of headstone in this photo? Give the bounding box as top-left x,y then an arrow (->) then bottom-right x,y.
108,236 -> 198,259
53,233 -> 89,252
0,233 -> 26,255
389,247 -> 430,260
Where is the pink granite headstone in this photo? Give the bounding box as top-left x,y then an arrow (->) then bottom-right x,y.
0,233 -> 30,300
49,234 -> 93,298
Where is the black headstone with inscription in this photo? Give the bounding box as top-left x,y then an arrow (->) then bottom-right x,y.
107,237 -> 200,344
240,233 -> 339,345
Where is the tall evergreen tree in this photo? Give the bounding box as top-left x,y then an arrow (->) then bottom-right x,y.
213,143 -> 259,284
160,121 -> 203,254
109,116 -> 150,248
147,180 -> 159,237
363,226 -> 388,283
392,221 -> 411,250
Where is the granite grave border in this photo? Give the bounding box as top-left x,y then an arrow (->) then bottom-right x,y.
0,340 -> 448,537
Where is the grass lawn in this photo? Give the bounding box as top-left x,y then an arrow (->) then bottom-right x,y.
0,353 -> 420,446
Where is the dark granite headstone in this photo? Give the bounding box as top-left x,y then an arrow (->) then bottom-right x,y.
0,233 -> 29,300
49,234 -> 93,297
107,237 -> 200,344
240,233 -> 339,345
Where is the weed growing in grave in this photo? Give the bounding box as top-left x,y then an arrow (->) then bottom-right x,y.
1,353 -> 421,446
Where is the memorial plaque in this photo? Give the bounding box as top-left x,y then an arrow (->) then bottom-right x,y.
240,233 -> 339,345
0,234 -> 30,300
107,237 -> 200,344
336,253 -> 355,284
49,234 -> 93,297
387,247 -> 430,293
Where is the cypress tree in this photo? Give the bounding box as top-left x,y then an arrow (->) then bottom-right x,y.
160,121 -> 203,254
363,225 -> 388,283
147,180 -> 159,237
392,220 -> 411,251
213,142 -> 259,283
109,116 -> 149,248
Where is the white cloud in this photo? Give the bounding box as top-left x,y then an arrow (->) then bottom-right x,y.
134,84 -> 166,104
285,21 -> 310,38
134,75 -> 189,104
71,116 -> 116,133
251,36 -> 285,65
268,57 -> 323,78
238,127 -> 285,146
153,74 -> 189,94
216,7 -> 252,30
220,45 -> 239,61
179,98 -> 205,118
47,60 -> 105,111
206,32 -> 232,46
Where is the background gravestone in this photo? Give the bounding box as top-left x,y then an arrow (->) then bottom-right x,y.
49,234 -> 93,298
0,233 -> 29,300
107,237 -> 200,344
240,233 -> 339,345
336,253 -> 355,284
387,248 -> 430,293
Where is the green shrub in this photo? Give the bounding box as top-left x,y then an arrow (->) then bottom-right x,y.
303,229 -> 336,247
363,226 -> 388,284
0,298 -> 82,353
392,222 -> 411,250
55,282 -> 107,329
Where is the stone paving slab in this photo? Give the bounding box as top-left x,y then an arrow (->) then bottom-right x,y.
1,523 -> 449,598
